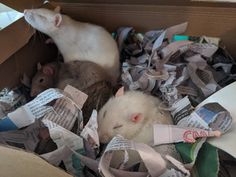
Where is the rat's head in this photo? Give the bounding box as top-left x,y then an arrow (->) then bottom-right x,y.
30,63 -> 57,97
97,87 -> 151,144
24,6 -> 62,35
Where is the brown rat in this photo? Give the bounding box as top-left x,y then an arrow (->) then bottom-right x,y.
31,60 -> 113,124
24,6 -> 120,85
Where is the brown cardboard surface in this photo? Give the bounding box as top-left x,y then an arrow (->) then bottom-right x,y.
52,0 -> 236,8
53,2 -> 236,58
0,18 -> 35,66
1,0 -> 43,12
0,33 -> 57,90
0,145 -> 72,177
3,0 -> 236,9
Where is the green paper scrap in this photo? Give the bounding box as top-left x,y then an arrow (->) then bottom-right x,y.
195,143 -> 219,177
72,148 -> 86,177
172,35 -> 203,43
176,138 -> 205,164
172,35 -> 189,42
176,141 -> 219,177
175,142 -> 195,163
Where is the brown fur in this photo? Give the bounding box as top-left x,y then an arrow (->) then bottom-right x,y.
31,60 -> 113,124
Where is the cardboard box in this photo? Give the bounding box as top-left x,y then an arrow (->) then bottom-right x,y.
0,145 -> 72,177
0,0 -> 236,176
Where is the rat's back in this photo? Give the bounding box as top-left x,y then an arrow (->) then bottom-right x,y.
61,21 -> 120,84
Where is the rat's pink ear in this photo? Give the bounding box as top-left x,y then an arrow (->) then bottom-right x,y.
42,65 -> 54,75
37,63 -> 42,70
54,6 -> 61,13
130,113 -> 143,123
115,87 -> 124,97
54,14 -> 62,27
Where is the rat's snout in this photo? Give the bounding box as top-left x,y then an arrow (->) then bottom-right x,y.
30,88 -> 41,97
23,9 -> 33,21
30,90 -> 37,97
23,9 -> 30,15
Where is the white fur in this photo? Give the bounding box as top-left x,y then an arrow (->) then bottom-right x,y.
97,91 -> 179,170
97,91 -> 173,144
24,8 -> 120,84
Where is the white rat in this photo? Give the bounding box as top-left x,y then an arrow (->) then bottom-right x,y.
97,88 -> 181,169
24,6 -> 120,85
97,87 -> 173,145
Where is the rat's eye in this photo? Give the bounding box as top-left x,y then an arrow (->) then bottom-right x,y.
103,110 -> 107,119
38,14 -> 46,19
39,78 -> 44,83
113,125 -> 123,130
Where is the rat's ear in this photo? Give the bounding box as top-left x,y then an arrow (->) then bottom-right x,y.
130,113 -> 143,123
37,63 -> 42,70
42,65 -> 54,75
54,6 -> 61,13
115,87 -> 124,97
54,14 -> 62,27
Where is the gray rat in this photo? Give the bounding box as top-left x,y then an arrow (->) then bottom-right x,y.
31,60 -> 113,124
24,6 -> 120,85
97,88 -> 181,169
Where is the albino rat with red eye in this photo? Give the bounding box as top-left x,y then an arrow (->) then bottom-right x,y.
97,88 -> 181,169
24,6 -> 120,85
31,60 -> 113,124
97,87 -> 173,144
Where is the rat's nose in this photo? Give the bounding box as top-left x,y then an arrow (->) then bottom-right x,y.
23,9 -> 28,15
30,89 -> 39,97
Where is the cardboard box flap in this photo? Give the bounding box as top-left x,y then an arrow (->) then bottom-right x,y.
0,18 -> 35,65
0,145 -> 72,177
1,0 -> 43,12
0,1 -> 56,66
